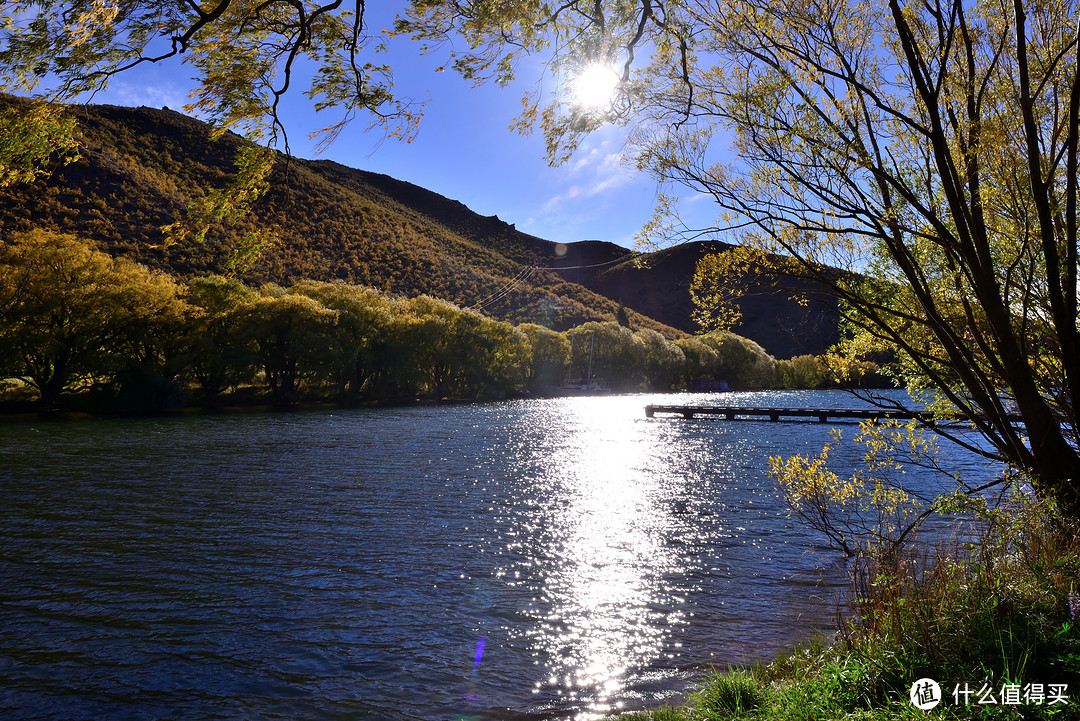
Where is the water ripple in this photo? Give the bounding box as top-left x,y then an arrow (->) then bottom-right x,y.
0,391 -> 992,720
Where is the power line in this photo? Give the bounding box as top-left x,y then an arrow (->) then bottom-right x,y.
532,251 -> 638,271
471,251 -> 638,311
472,266 -> 534,311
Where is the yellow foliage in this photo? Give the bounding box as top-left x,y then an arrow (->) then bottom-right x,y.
771,443 -> 862,510
690,246 -> 772,332
772,421 -> 931,555
65,0 -> 118,48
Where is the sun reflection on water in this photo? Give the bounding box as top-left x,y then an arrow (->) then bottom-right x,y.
515,396 -> 691,719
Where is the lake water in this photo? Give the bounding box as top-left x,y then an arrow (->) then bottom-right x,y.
0,390 -> 998,720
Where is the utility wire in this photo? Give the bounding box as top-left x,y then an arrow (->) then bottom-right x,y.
471,251 -> 638,311
532,251 -> 638,271
472,266 -> 534,310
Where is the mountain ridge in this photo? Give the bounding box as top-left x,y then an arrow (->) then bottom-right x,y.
0,97 -> 839,356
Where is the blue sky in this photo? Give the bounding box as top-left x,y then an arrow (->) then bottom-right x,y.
78,7 -> 719,249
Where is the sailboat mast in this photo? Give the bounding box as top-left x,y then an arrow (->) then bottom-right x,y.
566,329 -> 574,383
587,334 -> 594,387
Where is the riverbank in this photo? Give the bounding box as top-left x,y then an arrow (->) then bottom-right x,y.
0,386 -> 531,424
620,491 -> 1080,720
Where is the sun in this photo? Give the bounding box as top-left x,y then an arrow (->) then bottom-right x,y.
572,63 -> 620,108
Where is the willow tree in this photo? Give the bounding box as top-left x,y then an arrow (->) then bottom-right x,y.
0,230 -> 187,403
0,0 -> 420,250
402,0 -> 1080,512
1,0 -> 419,146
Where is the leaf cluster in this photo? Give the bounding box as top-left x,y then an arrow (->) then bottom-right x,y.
0,0 -> 417,152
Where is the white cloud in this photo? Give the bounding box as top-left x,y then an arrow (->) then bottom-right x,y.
523,127 -> 652,242
571,147 -> 602,172
582,159 -> 631,197
89,79 -> 192,113
541,143 -> 634,211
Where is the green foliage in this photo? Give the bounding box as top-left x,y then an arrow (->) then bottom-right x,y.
731,401 -> 1080,721
699,331 -> 778,390
674,336 -> 720,385
237,290 -> 339,403
636,327 -> 685,391
519,323 -> 570,386
0,229 -> 186,403
402,295 -> 529,399
162,145 -> 279,271
0,1 -> 416,148
776,355 -> 826,390
691,669 -> 766,716
691,246 -> 774,334
771,420 -> 948,559
631,495 -> 1080,720
567,321 -> 646,391
0,228 -> 823,410
289,279 -> 398,400
182,275 -> 259,400
838,492 -> 1080,715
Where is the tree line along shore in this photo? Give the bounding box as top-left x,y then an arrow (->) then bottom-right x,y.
0,229 -> 886,415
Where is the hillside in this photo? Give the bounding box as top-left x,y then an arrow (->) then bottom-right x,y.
553,241 -> 841,358
0,98 -> 840,355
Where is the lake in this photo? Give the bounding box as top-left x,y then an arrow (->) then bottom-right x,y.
0,390 -> 997,720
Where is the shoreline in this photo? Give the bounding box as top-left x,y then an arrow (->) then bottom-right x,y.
0,384 -> 893,425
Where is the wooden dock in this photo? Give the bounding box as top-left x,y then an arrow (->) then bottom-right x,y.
644,404 -> 933,423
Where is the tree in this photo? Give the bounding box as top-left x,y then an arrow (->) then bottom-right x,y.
402,294 -> 464,398
776,355 -> 826,390
519,322 -> 571,387
700,331 -> 777,390
183,274 -> 259,400
0,1 -> 418,151
0,229 -> 186,403
471,316 -> 530,397
635,327 -> 684,390
0,99 -> 79,186
674,336 -> 720,385
289,279 -> 397,399
108,266 -> 191,412
567,321 -> 645,391
404,0 -> 1080,513
402,294 -> 528,399
238,287 -> 339,403
0,1 -> 423,259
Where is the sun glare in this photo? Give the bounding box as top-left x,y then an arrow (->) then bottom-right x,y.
572,64 -> 619,108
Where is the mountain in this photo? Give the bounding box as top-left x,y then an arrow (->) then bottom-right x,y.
548,240 -> 841,359
0,97 -> 840,356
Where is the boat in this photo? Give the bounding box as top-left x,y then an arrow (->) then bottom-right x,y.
539,331 -> 611,396
541,378 -> 611,396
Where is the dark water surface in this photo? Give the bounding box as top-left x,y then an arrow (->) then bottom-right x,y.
0,391 -> 996,720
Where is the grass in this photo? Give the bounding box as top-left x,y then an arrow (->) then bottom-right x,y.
619,492 -> 1080,720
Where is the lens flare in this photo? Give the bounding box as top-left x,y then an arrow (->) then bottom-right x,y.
473,636 -> 486,671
